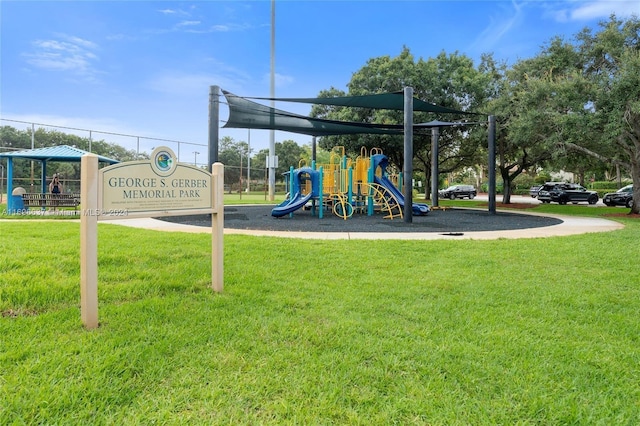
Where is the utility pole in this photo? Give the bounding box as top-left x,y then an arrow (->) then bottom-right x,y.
268,0 -> 276,201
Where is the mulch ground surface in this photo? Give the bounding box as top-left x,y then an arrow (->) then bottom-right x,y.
159,205 -> 563,234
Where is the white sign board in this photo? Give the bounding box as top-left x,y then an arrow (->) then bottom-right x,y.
80,147 -> 224,330
98,147 -> 212,218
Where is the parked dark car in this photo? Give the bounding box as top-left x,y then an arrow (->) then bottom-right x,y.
438,185 -> 477,200
603,184 -> 633,208
536,182 -> 565,203
538,182 -> 599,205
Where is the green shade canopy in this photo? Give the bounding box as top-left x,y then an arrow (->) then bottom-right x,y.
223,91 -> 403,136
222,90 -> 480,137
247,92 -> 476,115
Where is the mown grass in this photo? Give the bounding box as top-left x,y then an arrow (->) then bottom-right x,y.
221,191 -> 287,205
1,202 -> 639,424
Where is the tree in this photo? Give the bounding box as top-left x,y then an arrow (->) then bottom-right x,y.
485,15 -> 639,211
218,136 -> 250,190
0,125 -> 141,188
577,16 -> 640,214
254,139 -> 308,179
486,41 -> 589,203
517,16 -> 640,212
275,140 -> 308,174
311,47 -> 486,197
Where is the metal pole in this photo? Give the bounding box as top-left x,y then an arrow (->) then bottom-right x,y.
312,136 -> 317,164
403,87 -> 413,223
268,0 -> 276,201
431,126 -> 440,208
0,164 -> 4,203
488,115 -> 496,214
247,130 -> 251,192
208,85 -> 220,172
31,123 -> 35,191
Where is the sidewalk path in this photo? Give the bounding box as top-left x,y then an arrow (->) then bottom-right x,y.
101,205 -> 624,240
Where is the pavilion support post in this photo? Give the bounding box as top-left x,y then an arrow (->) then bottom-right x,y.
41,161 -> 47,194
403,87 -> 413,223
488,115 -> 496,214
6,159 -> 14,212
431,127 -> 440,208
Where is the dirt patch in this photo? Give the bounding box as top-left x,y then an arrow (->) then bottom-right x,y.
603,212 -> 640,219
2,308 -> 39,318
479,202 -> 538,209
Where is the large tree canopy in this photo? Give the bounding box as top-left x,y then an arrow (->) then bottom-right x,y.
310,47 -> 487,197
582,16 -> 640,213
478,15 -> 639,210
0,125 -> 141,187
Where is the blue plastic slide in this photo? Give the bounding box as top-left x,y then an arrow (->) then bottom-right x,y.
370,154 -> 429,215
272,167 -> 320,218
271,191 -> 314,217
374,175 -> 430,215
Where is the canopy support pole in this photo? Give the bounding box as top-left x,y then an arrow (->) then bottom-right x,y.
208,85 -> 220,171
431,127 -> 440,207
488,115 -> 496,214
403,87 -> 413,223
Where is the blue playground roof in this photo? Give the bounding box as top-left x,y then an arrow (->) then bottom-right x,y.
0,144 -> 119,164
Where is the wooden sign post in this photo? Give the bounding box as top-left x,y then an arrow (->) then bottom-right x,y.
80,148 -> 224,330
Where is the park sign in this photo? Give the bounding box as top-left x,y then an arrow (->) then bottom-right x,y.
99,147 -> 212,217
80,147 -> 224,330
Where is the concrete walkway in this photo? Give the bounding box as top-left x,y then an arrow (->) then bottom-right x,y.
102,209 -> 624,240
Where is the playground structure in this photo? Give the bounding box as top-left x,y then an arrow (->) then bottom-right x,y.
272,147 -> 429,219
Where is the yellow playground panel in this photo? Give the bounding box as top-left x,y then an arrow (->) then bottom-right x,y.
310,146 -> 404,220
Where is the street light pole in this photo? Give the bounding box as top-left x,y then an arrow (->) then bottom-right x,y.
268,0 -> 276,201
193,151 -> 199,166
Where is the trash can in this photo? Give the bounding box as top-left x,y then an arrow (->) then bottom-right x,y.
10,187 -> 26,214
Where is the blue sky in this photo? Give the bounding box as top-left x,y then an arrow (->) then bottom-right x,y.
1,0 -> 638,162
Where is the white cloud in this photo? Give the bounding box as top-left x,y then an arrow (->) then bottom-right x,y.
146,71 -> 248,97
177,20 -> 201,28
183,22 -> 253,34
154,4 -> 252,34
261,72 -> 295,89
211,24 -> 231,32
470,1 -> 525,52
551,0 -> 639,22
158,8 -> 191,17
22,34 -> 102,82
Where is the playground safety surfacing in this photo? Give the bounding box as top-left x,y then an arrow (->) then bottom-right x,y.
140,205 -> 624,240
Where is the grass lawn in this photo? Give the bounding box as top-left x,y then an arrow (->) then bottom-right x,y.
221,191 -> 286,205
1,200 -> 639,424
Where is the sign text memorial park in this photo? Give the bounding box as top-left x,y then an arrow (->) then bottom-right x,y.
80,147 -> 224,330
